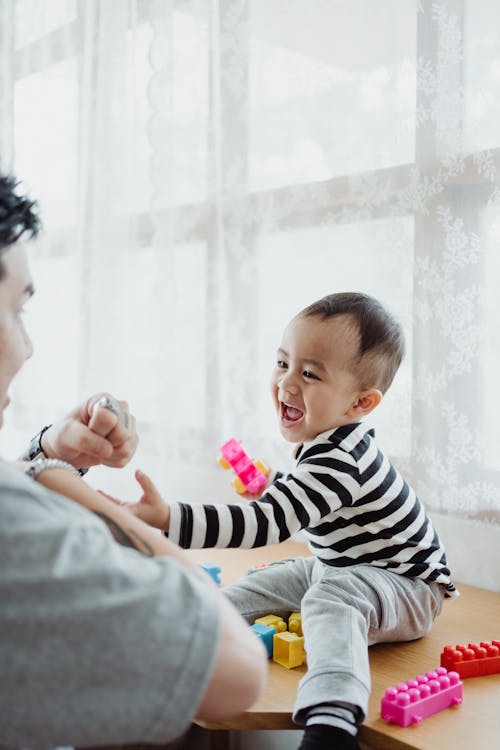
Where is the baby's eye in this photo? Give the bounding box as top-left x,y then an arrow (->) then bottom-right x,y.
277,360 -> 288,369
303,370 -> 319,380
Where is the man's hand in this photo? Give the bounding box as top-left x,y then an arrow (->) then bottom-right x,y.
41,392 -> 138,470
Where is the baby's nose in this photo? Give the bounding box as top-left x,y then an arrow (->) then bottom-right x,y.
279,374 -> 299,395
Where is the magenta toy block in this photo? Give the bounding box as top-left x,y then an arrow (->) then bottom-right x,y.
219,438 -> 268,495
440,640 -> 500,678
380,667 -> 462,727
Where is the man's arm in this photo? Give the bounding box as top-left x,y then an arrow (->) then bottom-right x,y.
33,468 -> 267,720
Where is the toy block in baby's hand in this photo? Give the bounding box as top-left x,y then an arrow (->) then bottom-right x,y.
440,640 -> 500,678
218,438 -> 269,495
381,668 -> 462,727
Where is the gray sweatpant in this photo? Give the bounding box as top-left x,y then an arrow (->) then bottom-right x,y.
224,557 -> 445,733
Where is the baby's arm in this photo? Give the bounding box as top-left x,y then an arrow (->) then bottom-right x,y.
128,460 -> 342,551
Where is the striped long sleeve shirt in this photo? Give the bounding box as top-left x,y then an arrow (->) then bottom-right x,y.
168,422 -> 457,596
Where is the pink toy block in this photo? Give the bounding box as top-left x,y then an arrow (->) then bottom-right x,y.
440,640 -> 500,678
218,438 -> 269,495
381,667 -> 462,727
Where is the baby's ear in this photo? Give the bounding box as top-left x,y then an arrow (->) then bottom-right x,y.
348,389 -> 382,418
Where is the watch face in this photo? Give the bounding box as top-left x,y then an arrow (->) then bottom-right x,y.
28,436 -> 43,461
28,425 -> 51,461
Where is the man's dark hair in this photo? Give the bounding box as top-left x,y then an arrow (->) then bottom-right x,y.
0,173 -> 40,278
300,292 -> 405,393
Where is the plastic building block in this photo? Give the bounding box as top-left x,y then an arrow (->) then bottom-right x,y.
246,562 -> 270,574
199,562 -> 221,585
273,632 -> 306,669
381,667 -> 462,727
440,641 -> 500,678
251,623 -> 276,657
288,612 -> 303,637
255,614 -> 287,633
218,438 -> 269,495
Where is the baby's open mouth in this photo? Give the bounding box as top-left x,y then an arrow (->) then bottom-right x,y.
280,402 -> 304,423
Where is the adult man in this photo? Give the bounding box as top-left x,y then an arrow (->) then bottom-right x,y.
0,173 -> 266,747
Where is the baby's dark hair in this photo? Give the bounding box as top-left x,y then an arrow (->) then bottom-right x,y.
300,292 -> 405,393
0,173 -> 40,278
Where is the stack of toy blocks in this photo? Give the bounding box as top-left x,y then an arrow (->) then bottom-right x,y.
440,640 -> 500,678
218,438 -> 269,495
381,667 -> 463,727
250,612 -> 306,668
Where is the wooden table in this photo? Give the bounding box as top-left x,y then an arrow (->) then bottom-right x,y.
188,541 -> 500,750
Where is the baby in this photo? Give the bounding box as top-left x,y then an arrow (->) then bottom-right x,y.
129,292 -> 456,750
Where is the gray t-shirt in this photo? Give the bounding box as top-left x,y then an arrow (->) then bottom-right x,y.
0,459 -> 219,748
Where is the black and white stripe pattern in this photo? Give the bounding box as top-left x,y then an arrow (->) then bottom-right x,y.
168,422 -> 457,596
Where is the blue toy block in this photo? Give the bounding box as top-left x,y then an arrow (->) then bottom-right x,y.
199,562 -> 221,585
251,623 -> 276,658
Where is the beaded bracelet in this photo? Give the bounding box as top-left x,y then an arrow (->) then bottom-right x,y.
26,458 -> 80,481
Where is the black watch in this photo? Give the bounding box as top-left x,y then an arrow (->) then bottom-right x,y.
25,424 -> 53,461
22,424 -> 89,477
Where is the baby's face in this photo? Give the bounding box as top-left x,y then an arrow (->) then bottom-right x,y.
270,313 -> 361,444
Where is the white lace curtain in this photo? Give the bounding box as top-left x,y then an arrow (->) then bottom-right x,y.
1,1 -> 499,540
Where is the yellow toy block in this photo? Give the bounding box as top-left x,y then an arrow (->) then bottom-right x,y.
273,632 -> 306,669
255,614 -> 287,633
288,611 -> 303,637
254,458 -> 270,476
231,476 -> 247,494
218,455 -> 230,470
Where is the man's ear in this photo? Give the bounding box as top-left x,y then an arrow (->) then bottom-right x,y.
347,389 -> 382,418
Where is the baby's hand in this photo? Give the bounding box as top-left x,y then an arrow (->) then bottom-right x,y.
239,471 -> 273,500
240,488 -> 266,500
127,469 -> 170,530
